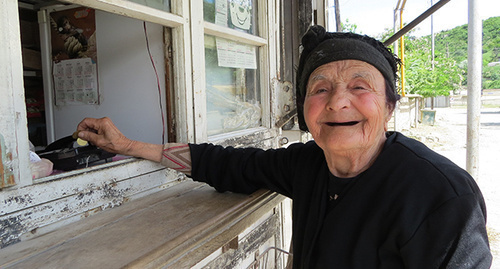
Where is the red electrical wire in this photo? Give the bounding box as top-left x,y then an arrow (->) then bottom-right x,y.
143,21 -> 166,144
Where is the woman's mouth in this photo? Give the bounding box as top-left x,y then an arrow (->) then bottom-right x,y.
325,121 -> 360,127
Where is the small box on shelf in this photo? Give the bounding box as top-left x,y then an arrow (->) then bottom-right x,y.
22,48 -> 42,70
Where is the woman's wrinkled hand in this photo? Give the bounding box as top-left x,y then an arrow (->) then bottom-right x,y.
76,117 -> 135,155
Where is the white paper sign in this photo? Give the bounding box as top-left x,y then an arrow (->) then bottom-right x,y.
216,38 -> 257,69
215,0 -> 228,26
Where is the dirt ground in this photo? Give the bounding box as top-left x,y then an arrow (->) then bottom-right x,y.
402,99 -> 500,267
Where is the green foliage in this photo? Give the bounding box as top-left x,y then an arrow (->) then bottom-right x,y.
376,28 -> 395,48
427,17 -> 500,90
378,16 -> 500,93
341,19 -> 359,33
483,65 -> 500,89
433,24 -> 468,63
403,33 -> 463,97
483,17 -> 500,63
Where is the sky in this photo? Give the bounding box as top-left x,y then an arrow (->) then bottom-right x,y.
327,0 -> 500,37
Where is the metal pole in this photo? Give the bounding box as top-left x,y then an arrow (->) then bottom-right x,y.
466,0 -> 482,180
393,8 -> 399,55
384,0 -> 451,46
431,0 -> 435,70
431,0 -> 435,109
38,10 -> 56,144
399,8 -> 405,96
392,5 -> 399,131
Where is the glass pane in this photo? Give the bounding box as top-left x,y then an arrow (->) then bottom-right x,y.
205,35 -> 261,136
126,0 -> 171,12
203,0 -> 258,35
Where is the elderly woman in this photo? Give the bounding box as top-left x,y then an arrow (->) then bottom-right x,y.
77,25 -> 491,268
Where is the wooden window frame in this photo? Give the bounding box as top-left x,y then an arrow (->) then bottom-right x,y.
2,0 -> 279,188
191,0 -> 278,143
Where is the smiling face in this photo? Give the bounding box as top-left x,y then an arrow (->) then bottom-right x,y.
304,60 -> 393,156
230,0 -> 252,30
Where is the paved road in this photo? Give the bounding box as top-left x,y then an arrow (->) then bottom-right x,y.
404,106 -> 500,267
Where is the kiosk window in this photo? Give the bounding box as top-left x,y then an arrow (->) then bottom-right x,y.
204,35 -> 261,136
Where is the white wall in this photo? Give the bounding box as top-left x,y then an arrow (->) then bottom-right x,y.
51,10 -> 167,145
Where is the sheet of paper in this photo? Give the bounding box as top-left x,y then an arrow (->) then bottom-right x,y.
53,58 -> 99,105
215,0 -> 228,26
216,38 -> 257,69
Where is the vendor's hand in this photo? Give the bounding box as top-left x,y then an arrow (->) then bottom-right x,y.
76,117 -> 134,155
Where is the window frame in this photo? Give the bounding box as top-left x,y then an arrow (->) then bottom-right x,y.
0,0 -> 194,189
4,0 -> 279,188
191,0 -> 277,143
1,0 -> 32,188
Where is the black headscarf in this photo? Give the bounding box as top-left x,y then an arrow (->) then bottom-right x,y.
296,25 -> 400,131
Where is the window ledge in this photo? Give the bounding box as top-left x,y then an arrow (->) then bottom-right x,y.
0,180 -> 284,268
208,127 -> 278,148
33,156 -> 138,184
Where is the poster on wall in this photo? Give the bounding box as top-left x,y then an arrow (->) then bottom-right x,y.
50,7 -> 99,105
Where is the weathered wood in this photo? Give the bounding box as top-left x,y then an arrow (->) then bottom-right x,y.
1,159 -> 172,215
0,181 -> 284,269
0,0 -> 31,188
0,135 -> 15,188
161,191 -> 283,268
171,0 -> 196,143
260,0 -> 276,130
61,0 -> 184,28
0,159 -> 184,248
203,212 -> 280,268
204,22 -> 267,46
208,127 -> 278,148
298,0 -> 312,37
190,0 -> 208,142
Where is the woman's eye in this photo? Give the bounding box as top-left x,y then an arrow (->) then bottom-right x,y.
316,88 -> 327,94
352,85 -> 370,91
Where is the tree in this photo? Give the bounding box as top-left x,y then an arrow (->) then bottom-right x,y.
341,19 -> 359,33
483,65 -> 500,89
405,34 -> 463,99
352,16 -> 499,93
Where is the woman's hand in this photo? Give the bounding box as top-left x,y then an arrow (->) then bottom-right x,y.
76,117 -> 135,155
77,117 -> 171,164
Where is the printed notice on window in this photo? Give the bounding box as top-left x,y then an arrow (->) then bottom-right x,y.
215,0 -> 228,26
216,38 -> 257,69
53,58 -> 99,106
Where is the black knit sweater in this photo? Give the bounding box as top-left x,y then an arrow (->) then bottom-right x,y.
190,132 -> 491,268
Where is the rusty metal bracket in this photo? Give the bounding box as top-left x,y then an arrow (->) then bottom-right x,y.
275,108 -> 297,129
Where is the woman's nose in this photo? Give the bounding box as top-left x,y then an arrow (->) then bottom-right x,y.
326,89 -> 350,111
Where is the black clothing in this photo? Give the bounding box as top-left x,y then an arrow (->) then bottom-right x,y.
189,132 -> 492,268
326,172 -> 358,210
